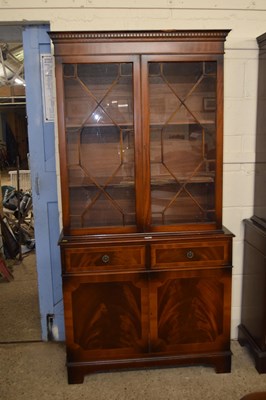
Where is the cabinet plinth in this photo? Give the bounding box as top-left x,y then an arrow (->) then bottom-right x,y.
50,29 -> 233,384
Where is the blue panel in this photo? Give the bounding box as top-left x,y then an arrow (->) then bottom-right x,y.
44,123 -> 56,171
23,25 -> 64,340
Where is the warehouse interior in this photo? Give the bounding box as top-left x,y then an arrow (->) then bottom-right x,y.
0,24 -> 37,343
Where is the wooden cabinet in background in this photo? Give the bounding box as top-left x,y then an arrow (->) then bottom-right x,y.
238,220 -> 266,373
50,29 -> 233,384
238,32 -> 266,373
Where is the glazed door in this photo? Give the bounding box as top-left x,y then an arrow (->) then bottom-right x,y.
141,56 -> 223,231
56,56 -> 142,235
63,272 -> 149,362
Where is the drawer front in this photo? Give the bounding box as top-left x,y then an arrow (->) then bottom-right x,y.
63,245 -> 146,272
151,240 -> 231,268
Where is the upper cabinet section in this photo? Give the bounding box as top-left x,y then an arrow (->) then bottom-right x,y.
50,30 -> 230,236
252,33 -> 266,227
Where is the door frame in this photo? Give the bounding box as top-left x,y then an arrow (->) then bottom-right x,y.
23,24 -> 64,341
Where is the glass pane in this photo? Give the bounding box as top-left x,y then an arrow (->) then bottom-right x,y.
64,63 -> 136,229
149,61 -> 217,226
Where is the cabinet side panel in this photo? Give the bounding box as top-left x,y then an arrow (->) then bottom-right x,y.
241,222 -> 266,350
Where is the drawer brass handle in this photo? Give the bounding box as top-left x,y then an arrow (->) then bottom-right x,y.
102,254 -> 110,264
186,250 -> 194,259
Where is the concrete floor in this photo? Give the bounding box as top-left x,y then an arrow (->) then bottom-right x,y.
1,253 -> 266,399
0,252 -> 41,342
1,341 -> 266,399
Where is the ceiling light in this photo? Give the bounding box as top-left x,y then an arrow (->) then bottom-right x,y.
14,77 -> 25,86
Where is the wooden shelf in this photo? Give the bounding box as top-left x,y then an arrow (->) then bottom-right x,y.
65,119 -> 215,129
67,174 -> 215,189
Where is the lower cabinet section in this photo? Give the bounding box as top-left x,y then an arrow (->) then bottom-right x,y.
238,219 -> 266,373
60,232 -> 233,384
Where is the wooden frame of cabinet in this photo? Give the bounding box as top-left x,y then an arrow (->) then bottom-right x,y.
50,30 -> 233,384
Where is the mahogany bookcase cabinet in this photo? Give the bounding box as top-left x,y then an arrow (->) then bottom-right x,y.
49,30 -> 233,384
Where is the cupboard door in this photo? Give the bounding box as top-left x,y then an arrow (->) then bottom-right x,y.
149,268 -> 231,354
61,58 -> 141,232
63,272 -> 149,362
142,58 -> 220,229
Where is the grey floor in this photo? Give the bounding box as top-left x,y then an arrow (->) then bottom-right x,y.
1,253 -> 266,400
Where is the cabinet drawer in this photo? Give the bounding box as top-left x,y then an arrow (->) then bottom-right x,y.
151,241 -> 231,268
64,245 -> 146,272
